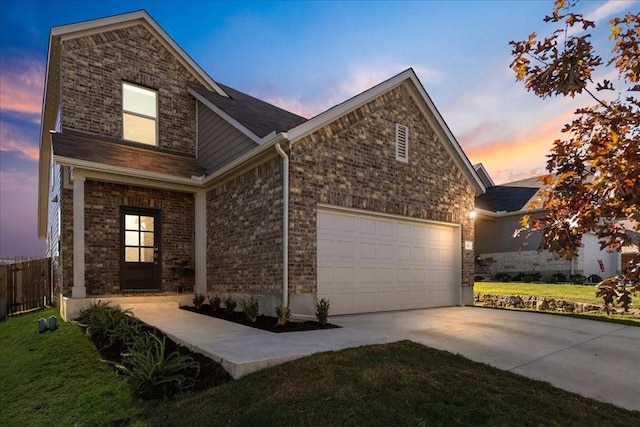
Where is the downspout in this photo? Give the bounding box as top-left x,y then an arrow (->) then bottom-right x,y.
275,143 -> 289,308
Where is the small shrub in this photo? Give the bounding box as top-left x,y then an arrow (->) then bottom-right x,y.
494,272 -> 511,282
316,298 -> 330,325
570,274 -> 586,285
116,332 -> 200,400
224,296 -> 237,314
549,272 -> 567,283
275,305 -> 290,326
193,294 -> 206,310
209,295 -> 221,312
530,272 -> 542,282
587,274 -> 602,284
240,296 -> 259,322
511,272 -> 525,282
474,275 -> 484,282
522,275 -> 534,283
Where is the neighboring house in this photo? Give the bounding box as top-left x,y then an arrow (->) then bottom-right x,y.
38,11 -> 486,320
473,164 -> 626,280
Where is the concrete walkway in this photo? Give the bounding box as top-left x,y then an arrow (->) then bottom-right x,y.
128,303 -> 640,412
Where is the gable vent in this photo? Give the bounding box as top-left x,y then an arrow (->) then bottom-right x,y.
395,123 -> 409,162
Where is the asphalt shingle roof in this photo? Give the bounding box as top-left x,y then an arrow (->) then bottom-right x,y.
190,83 -> 308,138
52,129 -> 207,178
475,186 -> 540,212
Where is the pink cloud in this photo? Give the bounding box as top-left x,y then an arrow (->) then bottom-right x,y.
0,121 -> 39,161
0,56 -> 45,117
462,113 -> 579,184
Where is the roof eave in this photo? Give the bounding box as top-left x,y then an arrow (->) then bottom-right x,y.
53,155 -> 204,188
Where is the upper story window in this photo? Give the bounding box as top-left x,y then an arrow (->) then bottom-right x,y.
395,123 -> 409,162
122,82 -> 157,145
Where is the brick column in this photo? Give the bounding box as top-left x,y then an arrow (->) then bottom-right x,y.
72,171 -> 86,298
194,191 -> 206,295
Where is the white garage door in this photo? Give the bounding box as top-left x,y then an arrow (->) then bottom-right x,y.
317,208 -> 458,315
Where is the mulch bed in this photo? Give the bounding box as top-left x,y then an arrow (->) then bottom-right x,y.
87,324 -> 233,394
180,305 -> 340,333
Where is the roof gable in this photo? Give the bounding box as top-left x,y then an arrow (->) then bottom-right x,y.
286,69 -> 486,195
50,10 -> 225,95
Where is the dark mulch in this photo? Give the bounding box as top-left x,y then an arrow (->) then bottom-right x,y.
180,305 -> 340,333
86,324 -> 232,394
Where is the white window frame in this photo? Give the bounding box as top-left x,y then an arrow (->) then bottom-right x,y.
395,123 -> 409,162
122,82 -> 158,145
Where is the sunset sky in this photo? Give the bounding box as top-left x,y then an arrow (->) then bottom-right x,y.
0,0 -> 636,257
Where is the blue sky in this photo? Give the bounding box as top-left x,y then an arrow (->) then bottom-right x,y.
0,0 -> 636,257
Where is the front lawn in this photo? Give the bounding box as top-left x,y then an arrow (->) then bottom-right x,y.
149,340 -> 640,426
2,309 -> 639,426
475,281 -> 604,304
0,308 -> 146,426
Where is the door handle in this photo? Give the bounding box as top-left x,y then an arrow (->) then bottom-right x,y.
154,247 -> 159,265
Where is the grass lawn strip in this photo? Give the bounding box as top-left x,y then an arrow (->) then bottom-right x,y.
475,281 -> 640,324
148,340 -> 640,426
474,282 -> 606,304
0,308 -> 146,426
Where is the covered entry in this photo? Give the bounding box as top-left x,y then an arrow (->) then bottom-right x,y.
317,208 -> 459,315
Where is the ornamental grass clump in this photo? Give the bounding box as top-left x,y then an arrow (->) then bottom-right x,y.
116,332 -> 200,400
275,305 -> 290,326
240,296 -> 260,323
224,296 -> 237,315
192,294 -> 206,310
315,298 -> 330,325
209,295 -> 221,312
77,301 -> 141,351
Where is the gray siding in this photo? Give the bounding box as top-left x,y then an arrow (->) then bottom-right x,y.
198,102 -> 257,173
47,163 -> 62,301
475,214 -> 544,254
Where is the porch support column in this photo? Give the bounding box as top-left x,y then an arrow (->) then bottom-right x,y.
72,171 -> 86,298
194,191 -> 207,295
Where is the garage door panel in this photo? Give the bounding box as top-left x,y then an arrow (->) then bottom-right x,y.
317,209 -> 458,315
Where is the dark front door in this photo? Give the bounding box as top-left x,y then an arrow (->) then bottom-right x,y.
121,208 -> 161,291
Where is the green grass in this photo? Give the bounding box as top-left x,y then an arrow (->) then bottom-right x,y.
475,281 -> 605,304
474,281 -> 640,324
148,341 -> 640,426
3,309 -> 640,426
0,307 -> 146,426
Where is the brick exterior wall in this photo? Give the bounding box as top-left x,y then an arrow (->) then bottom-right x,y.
60,23 -> 197,154
60,180 -> 194,295
206,157 -> 284,295
288,83 -> 476,295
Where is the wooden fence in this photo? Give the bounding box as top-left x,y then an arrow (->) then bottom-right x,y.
0,258 -> 51,320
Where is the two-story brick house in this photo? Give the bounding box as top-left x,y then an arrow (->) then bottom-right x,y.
38,11 -> 485,320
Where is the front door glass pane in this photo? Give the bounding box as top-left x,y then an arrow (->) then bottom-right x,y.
125,215 -> 139,230
125,247 -> 139,262
124,214 -> 155,264
125,231 -> 139,246
141,231 -> 154,246
140,216 -> 154,231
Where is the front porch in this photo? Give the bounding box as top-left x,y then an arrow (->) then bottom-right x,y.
60,292 -> 194,320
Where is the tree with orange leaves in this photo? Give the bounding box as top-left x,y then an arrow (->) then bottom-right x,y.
510,0 -> 639,311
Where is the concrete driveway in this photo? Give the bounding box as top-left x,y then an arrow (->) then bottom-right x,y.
129,304 -> 640,411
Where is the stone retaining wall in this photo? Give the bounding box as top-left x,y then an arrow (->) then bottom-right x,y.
474,293 -> 603,314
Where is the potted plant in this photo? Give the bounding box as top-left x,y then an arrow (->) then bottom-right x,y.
170,259 -> 194,293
